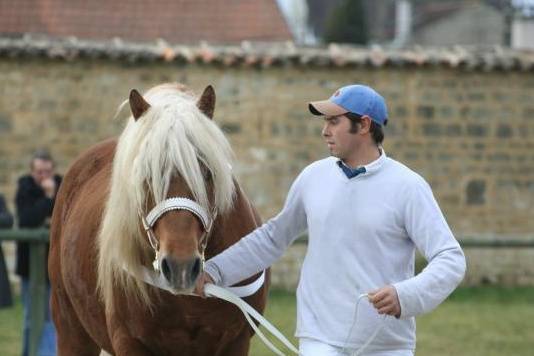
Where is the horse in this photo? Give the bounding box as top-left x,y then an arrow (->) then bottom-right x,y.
48,83 -> 269,355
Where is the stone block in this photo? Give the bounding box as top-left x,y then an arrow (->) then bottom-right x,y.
467,124 -> 487,137
417,106 -> 435,120
422,123 -> 442,136
466,179 -> 486,205
496,124 -> 513,138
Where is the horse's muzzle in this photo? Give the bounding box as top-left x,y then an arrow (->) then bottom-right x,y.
160,255 -> 202,290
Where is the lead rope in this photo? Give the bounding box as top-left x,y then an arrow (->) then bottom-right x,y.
204,283 -> 299,356
203,286 -> 386,356
342,294 -> 387,356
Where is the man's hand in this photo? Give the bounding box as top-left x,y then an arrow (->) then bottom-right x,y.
40,177 -> 57,198
368,285 -> 401,318
194,272 -> 214,298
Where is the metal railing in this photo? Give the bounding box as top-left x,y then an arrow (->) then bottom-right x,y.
457,237 -> 534,248
293,234 -> 534,248
0,229 -> 49,356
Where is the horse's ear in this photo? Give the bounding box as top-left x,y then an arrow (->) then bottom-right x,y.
197,85 -> 216,120
129,89 -> 151,121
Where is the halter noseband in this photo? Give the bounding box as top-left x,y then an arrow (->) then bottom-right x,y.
141,197 -> 217,272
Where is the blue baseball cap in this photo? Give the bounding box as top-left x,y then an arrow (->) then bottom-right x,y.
308,84 -> 388,126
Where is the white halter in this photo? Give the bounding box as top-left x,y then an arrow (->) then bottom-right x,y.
143,197 -> 212,233
132,196 -> 266,299
141,197 -> 215,271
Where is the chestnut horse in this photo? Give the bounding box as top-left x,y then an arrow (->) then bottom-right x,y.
48,83 -> 269,355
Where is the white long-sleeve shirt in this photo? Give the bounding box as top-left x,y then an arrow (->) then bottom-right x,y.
205,150 -> 466,352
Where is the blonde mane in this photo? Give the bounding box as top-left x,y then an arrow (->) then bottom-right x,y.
97,84 -> 235,310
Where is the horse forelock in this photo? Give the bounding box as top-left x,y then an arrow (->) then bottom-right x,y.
97,84 -> 236,310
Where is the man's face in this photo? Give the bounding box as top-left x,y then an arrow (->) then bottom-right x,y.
31,159 -> 54,184
321,115 -> 359,160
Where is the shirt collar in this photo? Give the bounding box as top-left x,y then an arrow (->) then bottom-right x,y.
336,148 -> 387,179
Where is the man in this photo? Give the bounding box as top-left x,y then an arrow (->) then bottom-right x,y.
16,149 -> 61,356
195,84 -> 466,355
0,193 -> 14,308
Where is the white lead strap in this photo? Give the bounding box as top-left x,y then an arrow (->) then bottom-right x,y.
128,265 -> 266,298
204,287 -> 385,356
204,283 -> 300,356
343,294 -> 387,356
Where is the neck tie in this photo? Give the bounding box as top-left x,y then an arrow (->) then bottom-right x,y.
337,161 -> 366,179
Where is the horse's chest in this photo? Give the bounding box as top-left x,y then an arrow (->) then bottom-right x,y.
120,300 -> 247,351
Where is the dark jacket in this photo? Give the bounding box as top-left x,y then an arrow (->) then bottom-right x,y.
0,194 -> 13,228
15,174 -> 62,278
0,194 -> 14,307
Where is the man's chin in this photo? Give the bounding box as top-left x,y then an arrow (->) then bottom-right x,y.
329,150 -> 340,158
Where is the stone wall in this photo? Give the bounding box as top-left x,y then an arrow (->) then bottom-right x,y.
1,54 -> 534,287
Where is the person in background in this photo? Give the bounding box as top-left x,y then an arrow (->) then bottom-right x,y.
196,84 -> 466,356
16,149 -> 62,356
0,193 -> 14,308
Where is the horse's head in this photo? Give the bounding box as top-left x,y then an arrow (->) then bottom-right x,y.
98,83 -> 235,306
142,172 -> 213,292
129,85 -> 221,292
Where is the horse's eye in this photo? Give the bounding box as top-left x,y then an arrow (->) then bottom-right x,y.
201,166 -> 212,181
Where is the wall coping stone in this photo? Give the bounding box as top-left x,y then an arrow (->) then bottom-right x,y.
1,34 -> 534,71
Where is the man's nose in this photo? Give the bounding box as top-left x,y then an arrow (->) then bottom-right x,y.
322,123 -> 330,137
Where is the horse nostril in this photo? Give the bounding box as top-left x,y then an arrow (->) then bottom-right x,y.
191,257 -> 201,280
161,257 -> 172,282
161,256 -> 202,287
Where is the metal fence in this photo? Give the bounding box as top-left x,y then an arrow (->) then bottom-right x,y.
293,233 -> 534,248
0,229 -> 49,356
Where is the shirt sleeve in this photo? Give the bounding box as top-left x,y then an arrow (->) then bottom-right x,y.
205,171 -> 308,287
393,177 -> 466,319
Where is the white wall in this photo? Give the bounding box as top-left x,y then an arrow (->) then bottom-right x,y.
511,18 -> 534,49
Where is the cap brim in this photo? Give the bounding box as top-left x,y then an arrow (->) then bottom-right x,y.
308,100 -> 348,116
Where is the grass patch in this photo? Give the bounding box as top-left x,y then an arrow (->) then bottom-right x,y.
447,286 -> 534,303
250,286 -> 534,356
0,297 -> 23,356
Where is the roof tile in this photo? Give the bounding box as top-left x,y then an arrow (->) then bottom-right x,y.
0,0 -> 291,44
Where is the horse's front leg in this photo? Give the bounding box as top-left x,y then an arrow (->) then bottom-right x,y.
106,310 -> 157,356
108,326 -> 156,356
216,330 -> 251,356
51,295 -> 101,355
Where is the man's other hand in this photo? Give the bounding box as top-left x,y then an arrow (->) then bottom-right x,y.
368,285 -> 401,318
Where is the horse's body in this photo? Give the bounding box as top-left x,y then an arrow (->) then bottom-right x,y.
49,84 -> 269,355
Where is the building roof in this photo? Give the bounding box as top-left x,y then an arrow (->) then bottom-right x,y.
1,35 -> 534,72
0,0 -> 292,44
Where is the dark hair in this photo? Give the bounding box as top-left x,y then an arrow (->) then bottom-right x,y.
30,148 -> 54,167
346,112 -> 384,145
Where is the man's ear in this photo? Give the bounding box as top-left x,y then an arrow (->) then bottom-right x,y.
360,115 -> 372,134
